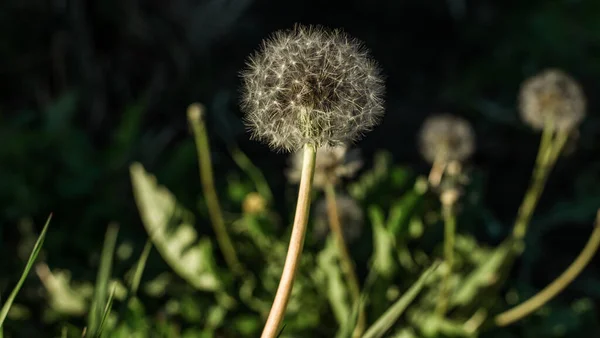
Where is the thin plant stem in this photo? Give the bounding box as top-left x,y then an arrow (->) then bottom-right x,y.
436,201 -> 457,316
512,125 -> 569,241
261,144 -> 316,338
428,158 -> 447,188
324,183 -> 365,338
496,210 -> 600,327
188,104 -> 242,274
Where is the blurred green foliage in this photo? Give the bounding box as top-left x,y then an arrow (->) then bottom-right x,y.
1,0 -> 600,337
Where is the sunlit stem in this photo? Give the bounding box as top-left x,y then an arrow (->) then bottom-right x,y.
324,183 -> 365,338
261,144 -> 316,338
188,103 -> 242,275
496,210 -> 600,326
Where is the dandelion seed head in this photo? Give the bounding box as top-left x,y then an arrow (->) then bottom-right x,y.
241,24 -> 385,152
519,69 -> 586,131
419,114 -> 475,164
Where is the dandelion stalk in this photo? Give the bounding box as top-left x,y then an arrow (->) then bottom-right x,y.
418,115 -> 474,317
513,68 -> 587,240
324,183 -> 365,337
240,24 -> 384,337
188,103 -> 242,275
436,199 -> 457,316
261,144 -> 316,338
496,210 -> 600,326
512,124 -> 570,241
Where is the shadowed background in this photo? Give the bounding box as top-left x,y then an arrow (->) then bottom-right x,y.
1,0 -> 599,336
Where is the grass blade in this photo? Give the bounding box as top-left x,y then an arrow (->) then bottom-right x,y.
129,240 -> 152,296
0,214 -> 52,328
86,223 -> 119,337
97,283 -> 118,337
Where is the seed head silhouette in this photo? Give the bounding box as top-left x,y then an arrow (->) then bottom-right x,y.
241,24 -> 385,152
519,69 -> 586,131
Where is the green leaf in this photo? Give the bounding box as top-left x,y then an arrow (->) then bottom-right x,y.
348,152 -> 392,201
129,163 -> 222,291
369,206 -> 396,278
362,263 -> 440,338
35,263 -> 90,315
386,179 -> 427,236
0,214 -> 51,328
451,240 -> 514,307
316,238 -> 351,332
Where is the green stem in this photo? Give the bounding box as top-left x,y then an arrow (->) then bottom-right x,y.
436,202 -> 457,316
188,104 -> 242,275
324,183 -> 365,338
496,210 -> 600,326
261,144 -> 316,338
512,126 -> 569,241
230,146 -> 274,204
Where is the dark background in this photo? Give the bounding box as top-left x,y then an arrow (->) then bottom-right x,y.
1,0 -> 599,336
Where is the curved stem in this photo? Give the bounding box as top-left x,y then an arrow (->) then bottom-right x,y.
324,183 -> 365,338
496,210 -> 600,327
261,144 -> 316,338
512,126 -> 569,241
188,104 -> 242,274
436,202 -> 457,316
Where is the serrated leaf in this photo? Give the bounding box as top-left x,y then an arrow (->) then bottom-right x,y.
129,163 -> 221,291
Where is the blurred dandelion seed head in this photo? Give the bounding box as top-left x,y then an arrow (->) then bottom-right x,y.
242,192 -> 267,215
519,69 -> 586,131
313,194 -> 364,243
419,114 -> 475,164
286,145 -> 363,188
240,24 -> 385,152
